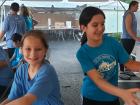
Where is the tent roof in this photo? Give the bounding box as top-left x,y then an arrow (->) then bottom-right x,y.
0,0 -> 128,10
86,1 -> 128,10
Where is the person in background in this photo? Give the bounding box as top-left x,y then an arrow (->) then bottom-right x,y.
77,6 -> 140,105
0,2 -> 26,58
0,46 -> 14,102
27,7 -> 38,29
120,1 -> 140,77
20,4 -> 33,31
10,33 -> 23,71
0,30 -> 63,105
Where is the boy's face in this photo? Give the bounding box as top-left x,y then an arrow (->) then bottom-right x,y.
82,14 -> 105,43
133,4 -> 139,12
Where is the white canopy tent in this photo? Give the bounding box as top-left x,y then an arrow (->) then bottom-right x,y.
0,0 -> 128,9
0,0 -> 129,33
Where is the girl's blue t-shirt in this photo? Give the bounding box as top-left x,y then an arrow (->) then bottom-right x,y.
10,48 -> 23,68
24,16 -> 33,31
76,35 -> 129,101
8,61 -> 63,105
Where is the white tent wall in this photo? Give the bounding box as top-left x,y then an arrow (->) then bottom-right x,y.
104,10 -> 125,33
135,11 -> 140,37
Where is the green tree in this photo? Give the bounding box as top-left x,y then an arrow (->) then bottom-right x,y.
121,0 -> 131,3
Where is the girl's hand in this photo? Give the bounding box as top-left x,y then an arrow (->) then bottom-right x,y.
121,88 -> 140,105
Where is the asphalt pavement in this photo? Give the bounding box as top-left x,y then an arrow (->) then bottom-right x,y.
48,40 -> 83,105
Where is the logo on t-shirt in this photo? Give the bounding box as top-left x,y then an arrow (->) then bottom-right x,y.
94,54 -> 117,80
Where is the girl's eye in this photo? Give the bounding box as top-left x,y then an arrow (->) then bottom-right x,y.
92,24 -> 98,27
35,48 -> 42,51
25,48 -> 31,51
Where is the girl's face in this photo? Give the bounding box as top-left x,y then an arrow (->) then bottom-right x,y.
21,36 -> 47,65
82,14 -> 105,44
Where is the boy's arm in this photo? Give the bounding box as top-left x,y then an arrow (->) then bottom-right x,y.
125,13 -> 140,41
4,94 -> 36,105
87,69 -> 140,105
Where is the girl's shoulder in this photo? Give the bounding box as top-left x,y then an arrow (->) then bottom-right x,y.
40,60 -> 55,72
104,34 -> 118,43
15,63 -> 28,75
103,35 -> 122,48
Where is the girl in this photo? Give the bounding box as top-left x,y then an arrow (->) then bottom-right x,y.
0,30 -> 63,105
76,6 -> 140,105
20,5 -> 33,31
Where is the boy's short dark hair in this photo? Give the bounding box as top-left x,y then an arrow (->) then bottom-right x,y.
129,1 -> 138,9
12,33 -> 22,42
10,2 -> 19,12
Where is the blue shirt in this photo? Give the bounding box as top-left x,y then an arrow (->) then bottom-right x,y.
0,47 -> 14,86
8,61 -> 63,105
76,35 -> 129,101
10,48 -> 23,68
2,14 -> 26,48
23,16 -> 33,31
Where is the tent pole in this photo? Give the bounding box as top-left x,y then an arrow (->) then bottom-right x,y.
117,1 -> 118,34
118,0 -> 126,11
0,0 -> 6,31
0,0 -> 6,7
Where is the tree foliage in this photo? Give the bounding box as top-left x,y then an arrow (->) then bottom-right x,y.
120,0 -> 131,3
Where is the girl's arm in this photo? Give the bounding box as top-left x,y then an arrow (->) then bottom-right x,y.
0,61 -> 8,68
0,98 -> 11,105
87,69 -> 140,105
5,94 -> 36,105
124,60 -> 140,72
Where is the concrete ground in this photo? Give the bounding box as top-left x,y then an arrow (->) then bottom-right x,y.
48,40 -> 83,105
47,39 -> 140,105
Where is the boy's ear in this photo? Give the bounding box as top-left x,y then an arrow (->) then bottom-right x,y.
45,49 -> 48,53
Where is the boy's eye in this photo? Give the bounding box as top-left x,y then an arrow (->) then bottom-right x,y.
102,23 -> 105,26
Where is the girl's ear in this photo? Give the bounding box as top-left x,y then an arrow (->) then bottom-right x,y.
80,25 -> 86,33
20,47 -> 23,54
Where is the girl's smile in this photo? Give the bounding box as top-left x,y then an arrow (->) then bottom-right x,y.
82,14 -> 105,47
22,36 -> 47,66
